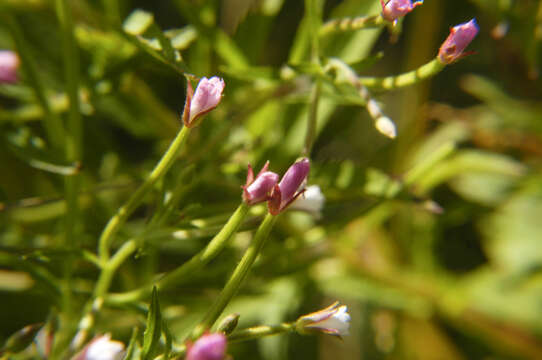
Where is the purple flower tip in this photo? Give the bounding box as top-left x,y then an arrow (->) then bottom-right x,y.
438,19 -> 479,64
186,333 -> 227,360
268,158 -> 310,215
243,163 -> 280,205
0,50 -> 20,84
381,0 -> 423,23
183,76 -> 225,127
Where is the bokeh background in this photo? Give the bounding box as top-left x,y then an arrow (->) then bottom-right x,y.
1,0 -> 542,359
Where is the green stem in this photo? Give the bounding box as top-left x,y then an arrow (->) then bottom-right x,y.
228,323 -> 295,343
105,203 -> 251,305
56,0 -> 82,246
320,14 -> 385,36
98,125 -> 191,263
303,81 -> 321,156
358,58 -> 446,90
4,15 -> 65,148
191,213 -> 278,338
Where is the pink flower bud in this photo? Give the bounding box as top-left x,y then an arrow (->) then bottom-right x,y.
0,50 -> 19,84
381,0 -> 423,24
268,158 -> 310,215
182,76 -> 225,128
186,333 -> 227,360
296,302 -> 351,338
438,19 -> 479,64
242,161 -> 279,205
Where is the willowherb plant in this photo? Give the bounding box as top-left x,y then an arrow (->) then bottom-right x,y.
0,1 -> 489,359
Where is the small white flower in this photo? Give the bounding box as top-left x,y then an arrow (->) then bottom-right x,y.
290,185 -> 325,218
73,334 -> 125,360
296,302 -> 351,337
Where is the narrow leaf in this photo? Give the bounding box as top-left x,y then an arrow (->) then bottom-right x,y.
142,287 -> 162,360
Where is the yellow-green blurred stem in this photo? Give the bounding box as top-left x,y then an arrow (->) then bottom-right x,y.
359,58 -> 446,90
320,14 -> 385,36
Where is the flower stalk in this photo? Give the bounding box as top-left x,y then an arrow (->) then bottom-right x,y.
191,213 -> 278,339
105,202 -> 251,305
320,14 -> 385,36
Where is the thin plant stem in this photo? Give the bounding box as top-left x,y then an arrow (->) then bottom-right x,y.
73,240 -> 138,350
320,14 -> 385,36
191,213 -> 278,338
228,323 -> 295,343
98,125 -> 191,263
358,58 -> 446,90
303,81 -> 321,156
105,203 -> 251,305
56,0 -> 82,246
4,15 -> 65,149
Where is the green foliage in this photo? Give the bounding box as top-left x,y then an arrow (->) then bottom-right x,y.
1,0 -> 542,359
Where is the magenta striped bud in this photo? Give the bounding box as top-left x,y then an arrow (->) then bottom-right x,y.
381,0 -> 423,24
438,19 -> 479,64
186,333 -> 227,360
182,76 -> 225,128
268,158 -> 310,215
0,50 -> 19,84
242,161 -> 279,205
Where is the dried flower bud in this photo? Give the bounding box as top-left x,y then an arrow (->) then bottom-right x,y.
0,50 -> 19,84
290,185 -> 325,218
438,19 -> 479,64
72,334 -> 125,360
381,0 -> 423,24
186,333 -> 227,360
242,161 -> 280,205
268,158 -> 310,215
182,76 -> 225,128
296,302 -> 351,338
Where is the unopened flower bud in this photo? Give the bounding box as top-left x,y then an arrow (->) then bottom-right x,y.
438,19 -> 479,64
375,116 -> 397,139
290,185 -> 325,218
296,302 -> 351,338
1,323 -> 42,354
72,334 -> 125,360
182,76 -> 225,128
242,161 -> 280,205
381,0 -> 423,24
217,313 -> 240,335
186,333 -> 227,360
0,50 -> 19,84
268,158 -> 310,215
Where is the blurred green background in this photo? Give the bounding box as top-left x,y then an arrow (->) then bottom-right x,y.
1,0 -> 542,359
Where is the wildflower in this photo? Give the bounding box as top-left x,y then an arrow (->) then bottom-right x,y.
381,0 -> 423,25
268,158 -> 310,215
290,185 -> 325,218
296,302 -> 351,338
182,76 -> 225,128
242,161 -> 280,205
438,19 -> 479,64
186,333 -> 227,360
72,334 -> 125,360
0,50 -> 19,84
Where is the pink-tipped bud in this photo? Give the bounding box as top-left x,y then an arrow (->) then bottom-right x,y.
186,333 -> 227,360
381,0 -> 423,24
242,162 -> 279,205
182,76 -> 225,128
268,158 -> 310,215
438,19 -> 479,64
0,50 -> 19,84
